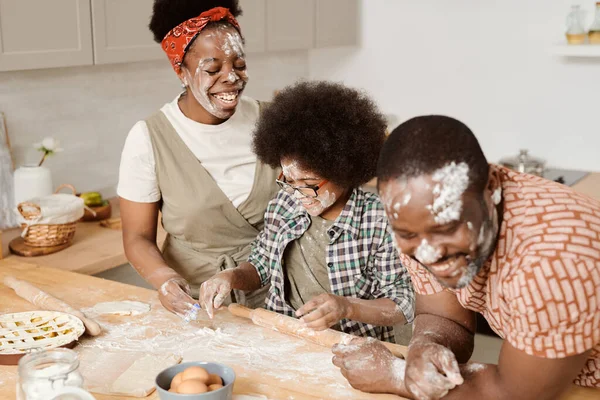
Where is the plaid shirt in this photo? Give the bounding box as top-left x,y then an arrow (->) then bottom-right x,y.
248,188 -> 414,342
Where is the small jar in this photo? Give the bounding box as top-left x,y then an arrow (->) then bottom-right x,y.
565,5 -> 587,44
17,348 -> 95,400
589,2 -> 600,44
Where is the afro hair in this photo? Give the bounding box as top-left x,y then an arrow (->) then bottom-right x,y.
253,81 -> 387,188
149,0 -> 243,42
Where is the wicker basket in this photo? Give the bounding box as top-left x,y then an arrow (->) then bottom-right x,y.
17,184 -> 82,247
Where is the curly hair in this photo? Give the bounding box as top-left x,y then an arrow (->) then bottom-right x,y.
149,0 -> 243,43
253,81 -> 387,188
377,115 -> 490,193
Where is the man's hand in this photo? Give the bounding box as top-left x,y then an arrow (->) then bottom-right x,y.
404,341 -> 464,400
332,337 -> 409,395
199,271 -> 234,318
296,293 -> 351,330
158,277 -> 196,318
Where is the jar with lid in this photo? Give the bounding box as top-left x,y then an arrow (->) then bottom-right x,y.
499,149 -> 545,177
589,2 -> 600,44
565,5 -> 587,44
17,348 -> 95,400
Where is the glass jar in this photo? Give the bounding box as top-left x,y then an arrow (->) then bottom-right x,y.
589,2 -> 600,44
565,5 -> 587,44
17,348 -> 95,400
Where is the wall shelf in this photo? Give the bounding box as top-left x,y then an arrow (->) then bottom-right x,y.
552,44 -> 600,57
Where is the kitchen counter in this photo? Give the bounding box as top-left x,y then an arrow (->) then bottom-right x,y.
1,198 -> 167,275
0,258 -> 402,400
572,172 -> 600,201
0,258 -> 598,399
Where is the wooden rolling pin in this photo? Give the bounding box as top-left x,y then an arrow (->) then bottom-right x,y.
228,304 -> 406,358
3,276 -> 102,336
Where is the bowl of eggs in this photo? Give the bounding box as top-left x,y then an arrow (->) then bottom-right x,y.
155,362 -> 235,399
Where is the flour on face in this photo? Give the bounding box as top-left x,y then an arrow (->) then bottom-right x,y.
426,162 -> 470,224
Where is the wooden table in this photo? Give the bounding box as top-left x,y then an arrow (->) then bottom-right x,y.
1,259 -> 598,400
1,198 -> 167,275
572,172 -> 600,201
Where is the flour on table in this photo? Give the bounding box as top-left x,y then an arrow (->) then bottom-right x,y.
233,395 -> 269,400
91,301 -> 150,316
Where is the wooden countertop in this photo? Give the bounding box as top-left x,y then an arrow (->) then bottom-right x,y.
572,172 -> 600,201
1,198 -> 167,275
0,258 -> 598,399
0,258 -> 402,400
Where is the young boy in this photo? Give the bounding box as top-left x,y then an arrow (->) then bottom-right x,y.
200,81 -> 414,342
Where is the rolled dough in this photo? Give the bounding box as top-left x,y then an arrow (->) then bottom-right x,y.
92,301 -> 150,316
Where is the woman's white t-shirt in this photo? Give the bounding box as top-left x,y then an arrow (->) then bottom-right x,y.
117,95 -> 259,208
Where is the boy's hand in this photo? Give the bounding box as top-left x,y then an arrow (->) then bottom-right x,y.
199,271 -> 234,319
295,293 -> 351,330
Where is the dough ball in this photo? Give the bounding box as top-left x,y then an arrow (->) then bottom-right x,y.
177,379 -> 208,394
208,383 -> 224,392
206,373 -> 223,386
182,366 -> 210,383
170,371 -> 184,390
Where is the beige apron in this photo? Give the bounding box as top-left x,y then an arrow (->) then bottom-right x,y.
146,106 -> 279,308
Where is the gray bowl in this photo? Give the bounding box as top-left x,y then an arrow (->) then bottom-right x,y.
155,361 -> 235,400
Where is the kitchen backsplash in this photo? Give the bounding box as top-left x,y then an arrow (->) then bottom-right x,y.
0,51 -> 309,197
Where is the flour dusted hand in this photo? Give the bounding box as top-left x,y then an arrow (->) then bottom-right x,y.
332,337 -> 407,395
159,277 -> 196,319
404,341 -> 464,400
199,271 -> 234,319
295,293 -> 350,330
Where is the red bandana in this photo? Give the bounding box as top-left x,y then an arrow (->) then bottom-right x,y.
161,7 -> 241,74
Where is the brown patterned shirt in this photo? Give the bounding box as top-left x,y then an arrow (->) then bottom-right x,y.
402,165 -> 600,387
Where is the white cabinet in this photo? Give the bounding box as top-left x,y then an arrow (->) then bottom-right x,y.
0,0 -> 93,72
266,0 -> 315,51
315,0 -> 359,48
91,0 -> 161,64
0,0 -> 359,72
238,0 -> 266,53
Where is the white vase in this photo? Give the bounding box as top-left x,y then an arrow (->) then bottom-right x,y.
13,165 -> 53,205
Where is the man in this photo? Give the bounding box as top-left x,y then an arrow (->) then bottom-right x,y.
332,115 -> 600,400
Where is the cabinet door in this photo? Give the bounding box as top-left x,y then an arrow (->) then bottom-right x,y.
266,0 -> 314,51
0,0 -> 93,71
315,0 -> 358,48
91,0 -> 162,64
238,0 -> 266,53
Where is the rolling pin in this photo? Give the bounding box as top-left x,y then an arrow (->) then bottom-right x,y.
3,276 -> 102,336
228,304 -> 406,358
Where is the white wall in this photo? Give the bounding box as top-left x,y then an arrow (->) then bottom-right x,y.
0,51 -> 309,196
309,0 -> 600,172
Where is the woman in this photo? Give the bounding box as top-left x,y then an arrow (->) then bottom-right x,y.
200,82 -> 415,342
118,0 -> 278,319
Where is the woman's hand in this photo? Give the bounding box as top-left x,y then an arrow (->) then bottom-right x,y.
295,293 -> 351,330
158,277 -> 197,318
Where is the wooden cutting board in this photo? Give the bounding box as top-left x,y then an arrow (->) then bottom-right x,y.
9,236 -> 71,257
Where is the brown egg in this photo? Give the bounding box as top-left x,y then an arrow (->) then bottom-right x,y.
206,374 -> 223,386
170,372 -> 184,390
177,379 -> 209,394
168,387 -> 176,393
182,366 -> 210,383
208,383 -> 224,392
